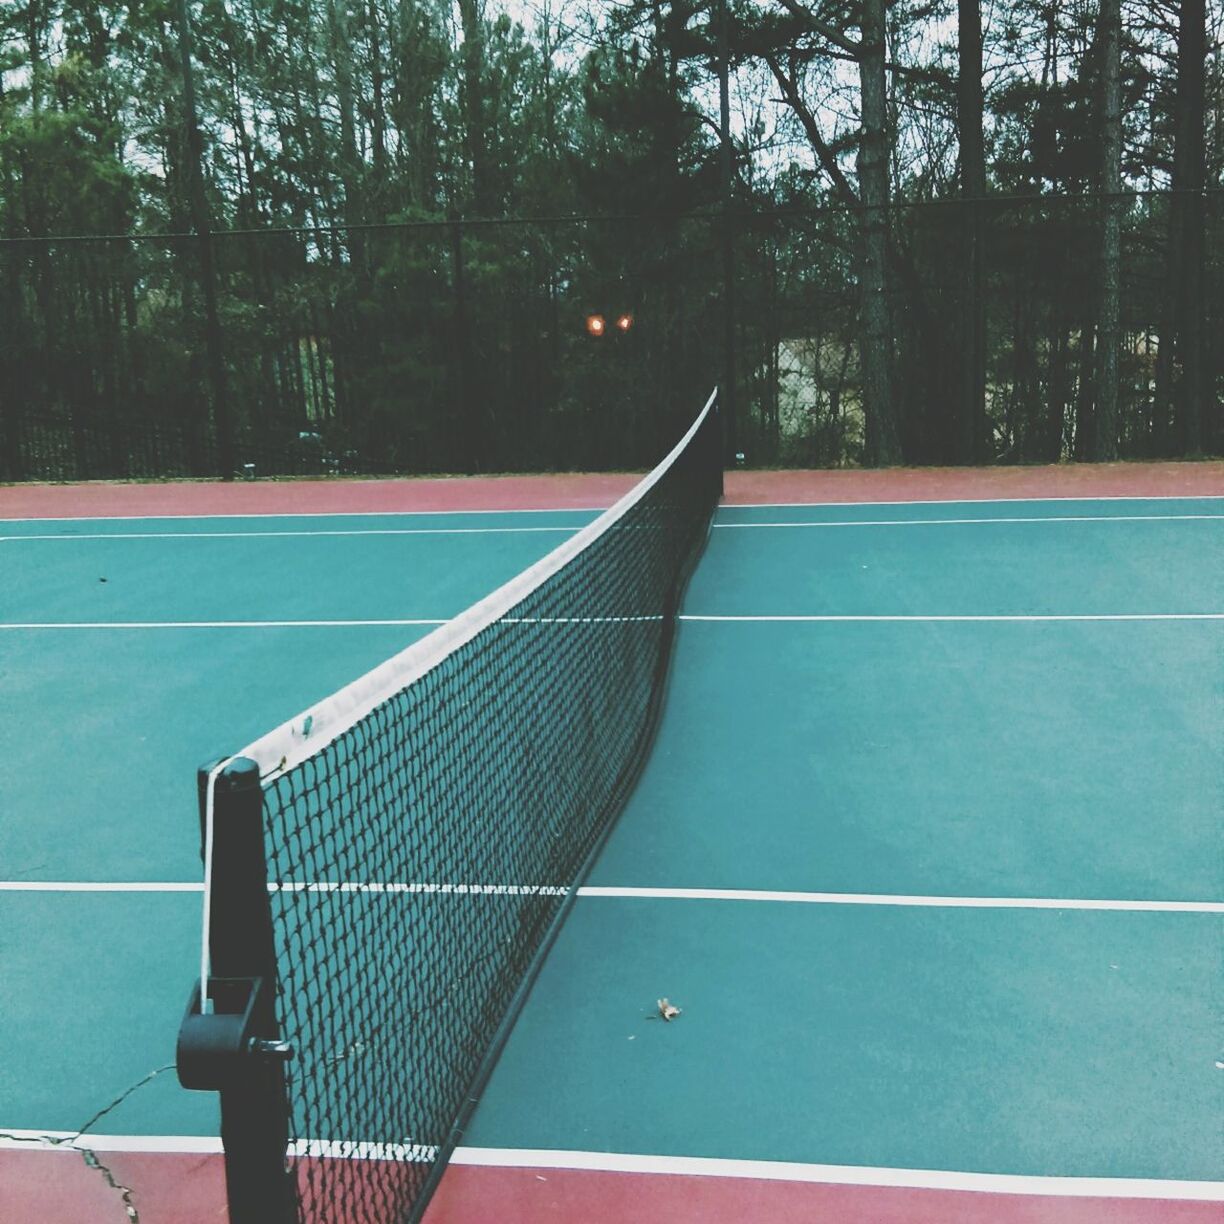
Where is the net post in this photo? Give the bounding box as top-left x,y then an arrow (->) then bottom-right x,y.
176,757 -> 296,1224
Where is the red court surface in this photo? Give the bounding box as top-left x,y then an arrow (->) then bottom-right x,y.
3,1147 -> 1219,1224
1,459 -> 1221,519
425,1162 -> 1224,1224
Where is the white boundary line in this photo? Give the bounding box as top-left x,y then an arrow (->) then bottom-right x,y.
2,491 -> 1221,527
0,881 -> 206,892
1,1131 -> 1220,1200
4,613 -> 1222,630
713,514 -> 1222,528
576,887 -> 1224,913
3,880 -> 1219,912
0,1130 -> 224,1154
721,493 -> 1224,509
447,1148 -> 1224,1201
0,526 -> 579,542
4,513 -> 1220,543
0,505 -> 611,525
0,619 -> 448,630
679,613 -> 1224,623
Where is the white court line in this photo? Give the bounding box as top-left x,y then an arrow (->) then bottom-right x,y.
577,887 -> 1224,913
0,1130 -> 225,1154
3,880 -> 1219,913
448,1148 -> 1224,1201
721,493 -> 1224,509
679,613 -> 1224,623
0,619 -> 448,630
0,881 -> 205,892
1,1131 -> 1220,1200
713,514 -> 1222,528
4,613 -> 1222,631
1,492 -> 1220,528
0,506 -> 608,526
4,513 -> 1221,542
0,526 -> 578,542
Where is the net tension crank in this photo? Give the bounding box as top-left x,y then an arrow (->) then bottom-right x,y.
177,976 -> 294,1090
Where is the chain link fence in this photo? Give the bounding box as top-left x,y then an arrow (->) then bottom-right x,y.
1,192 -> 1219,482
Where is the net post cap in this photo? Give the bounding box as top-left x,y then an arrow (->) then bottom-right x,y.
197,756 -> 262,793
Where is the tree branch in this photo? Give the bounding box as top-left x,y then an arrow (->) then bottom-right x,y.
776,0 -> 861,58
764,53 -> 860,211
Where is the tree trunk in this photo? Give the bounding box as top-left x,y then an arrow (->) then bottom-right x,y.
1093,0 -> 1122,460
175,0 -> 231,477
1171,0 -> 1206,453
1074,324 -> 1096,460
367,0 -> 388,189
858,0 -> 900,464
957,0 -> 987,463
326,0 -> 367,267
457,0 -> 493,214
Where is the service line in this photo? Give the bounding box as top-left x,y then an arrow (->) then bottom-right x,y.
0,525 -> 578,542
4,512 -> 1221,543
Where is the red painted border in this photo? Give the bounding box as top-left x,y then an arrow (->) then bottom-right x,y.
1,462 -> 1220,520
0,1148 -> 224,1224
424,1164 -> 1220,1224
0,473 -> 641,520
723,462 -> 1224,506
1,1149 -> 1216,1224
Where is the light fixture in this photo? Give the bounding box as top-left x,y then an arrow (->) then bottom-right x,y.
585,314 -> 606,337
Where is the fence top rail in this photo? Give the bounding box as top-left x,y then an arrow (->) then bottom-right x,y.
0,186 -> 1218,247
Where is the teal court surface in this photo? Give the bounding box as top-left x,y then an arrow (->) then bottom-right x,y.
1,465 -> 1222,1223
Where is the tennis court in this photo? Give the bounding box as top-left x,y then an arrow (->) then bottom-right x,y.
2,446 -> 1222,1223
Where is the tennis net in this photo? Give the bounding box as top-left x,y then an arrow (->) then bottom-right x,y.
180,391 -> 722,1223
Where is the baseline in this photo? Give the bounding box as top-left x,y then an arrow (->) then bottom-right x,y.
714,513 -> 1222,528
2,1133 -> 1219,1224
0,525 -> 580,542
3,881 -> 1220,914
2,1131 -> 1220,1200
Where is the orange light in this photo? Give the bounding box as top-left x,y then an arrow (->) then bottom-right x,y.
615,313 -> 633,333
585,314 -> 606,337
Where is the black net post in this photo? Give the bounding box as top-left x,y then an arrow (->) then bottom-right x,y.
176,757 -> 296,1224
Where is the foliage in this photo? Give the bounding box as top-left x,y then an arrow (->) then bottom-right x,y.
0,0 -> 1219,478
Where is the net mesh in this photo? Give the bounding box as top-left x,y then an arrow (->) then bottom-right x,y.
239,394 -> 720,1222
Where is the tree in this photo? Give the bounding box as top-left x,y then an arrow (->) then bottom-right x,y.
1157,0 -> 1208,454
1093,0 -> 1122,461
957,0 -> 987,462
0,0 -> 1219,478
759,0 -> 903,465
857,0 -> 900,464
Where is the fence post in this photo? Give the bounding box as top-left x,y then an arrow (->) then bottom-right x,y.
450,216 -> 475,471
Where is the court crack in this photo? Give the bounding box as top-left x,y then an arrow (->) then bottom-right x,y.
79,1147 -> 141,1223
0,1062 -> 175,1224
